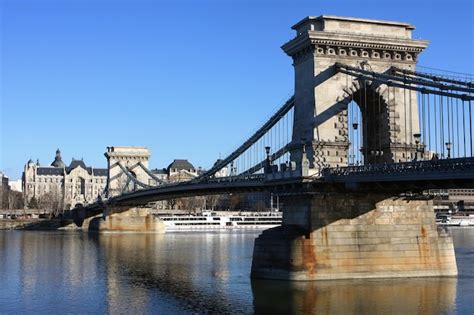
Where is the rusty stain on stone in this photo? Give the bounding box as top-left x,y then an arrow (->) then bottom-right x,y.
322,227 -> 329,246
421,226 -> 427,238
301,238 -> 317,274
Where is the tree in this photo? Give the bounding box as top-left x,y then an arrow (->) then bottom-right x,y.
167,198 -> 177,210
28,197 -> 39,209
38,191 -> 63,214
0,186 -> 8,209
229,194 -> 241,211
8,191 -> 24,209
180,196 -> 205,212
205,195 -> 220,210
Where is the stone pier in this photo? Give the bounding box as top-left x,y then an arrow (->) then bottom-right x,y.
84,207 -> 165,233
251,193 -> 457,280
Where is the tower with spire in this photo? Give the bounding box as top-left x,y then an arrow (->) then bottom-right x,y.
51,149 -> 65,168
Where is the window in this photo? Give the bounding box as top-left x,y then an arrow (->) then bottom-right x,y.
79,177 -> 85,195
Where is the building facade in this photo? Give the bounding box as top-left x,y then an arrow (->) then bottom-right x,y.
22,149 -> 107,210
0,172 -> 9,209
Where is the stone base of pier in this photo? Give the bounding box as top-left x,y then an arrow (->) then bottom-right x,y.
251,194 -> 457,280
85,207 -> 165,233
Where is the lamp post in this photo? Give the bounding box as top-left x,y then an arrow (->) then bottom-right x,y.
413,133 -> 422,161
230,161 -> 237,178
445,142 -> 452,159
265,146 -> 271,156
265,146 -> 271,173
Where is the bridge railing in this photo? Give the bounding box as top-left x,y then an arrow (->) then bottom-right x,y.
203,173 -> 266,184
321,157 -> 474,180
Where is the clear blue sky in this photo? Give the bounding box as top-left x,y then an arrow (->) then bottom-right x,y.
1,0 -> 473,179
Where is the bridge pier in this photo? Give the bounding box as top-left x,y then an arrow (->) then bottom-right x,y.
84,207 -> 165,233
251,193 -> 457,280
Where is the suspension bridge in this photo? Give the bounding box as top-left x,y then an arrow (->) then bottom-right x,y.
72,15 -> 473,281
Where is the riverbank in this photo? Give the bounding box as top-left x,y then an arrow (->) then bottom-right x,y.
0,219 -> 79,230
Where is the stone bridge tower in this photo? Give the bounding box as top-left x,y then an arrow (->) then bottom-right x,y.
251,16 -> 457,282
105,146 -> 151,197
282,16 -> 428,168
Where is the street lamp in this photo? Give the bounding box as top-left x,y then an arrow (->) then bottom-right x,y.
265,146 -> 271,157
265,146 -> 271,173
413,133 -> 422,161
230,161 -> 235,177
445,142 -> 452,159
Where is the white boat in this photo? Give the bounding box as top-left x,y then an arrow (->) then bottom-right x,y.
436,214 -> 474,227
156,211 -> 282,231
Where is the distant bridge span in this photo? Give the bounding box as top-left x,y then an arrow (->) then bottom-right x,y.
73,156 -> 474,221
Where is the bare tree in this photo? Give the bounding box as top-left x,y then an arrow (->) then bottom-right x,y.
0,186 -> 8,209
8,191 -> 24,209
28,197 -> 39,209
167,198 -> 177,210
205,195 -> 220,210
38,191 -> 62,214
229,194 -> 241,211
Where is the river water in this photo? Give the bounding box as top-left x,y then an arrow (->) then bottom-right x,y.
0,228 -> 473,314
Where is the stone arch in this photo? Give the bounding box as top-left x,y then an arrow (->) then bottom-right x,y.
348,82 -> 393,164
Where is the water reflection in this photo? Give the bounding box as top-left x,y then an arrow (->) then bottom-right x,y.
87,232 -> 254,314
0,231 -> 108,313
0,229 -> 473,314
252,277 -> 457,314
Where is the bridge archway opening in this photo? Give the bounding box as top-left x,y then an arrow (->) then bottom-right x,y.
347,83 -> 393,165
126,169 -> 138,192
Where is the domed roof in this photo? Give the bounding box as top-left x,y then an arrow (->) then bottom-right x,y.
167,159 -> 195,171
51,149 -> 65,168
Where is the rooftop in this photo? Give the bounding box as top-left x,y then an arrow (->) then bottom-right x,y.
289,15 -> 417,41
167,159 -> 195,171
292,15 -> 414,31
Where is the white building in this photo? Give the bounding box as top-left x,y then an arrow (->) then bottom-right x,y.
22,149 -> 107,209
8,179 -> 22,192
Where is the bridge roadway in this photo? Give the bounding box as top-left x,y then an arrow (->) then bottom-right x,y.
71,157 -> 474,222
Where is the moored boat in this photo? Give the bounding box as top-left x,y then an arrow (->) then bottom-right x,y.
436,214 -> 474,227
156,211 -> 282,231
